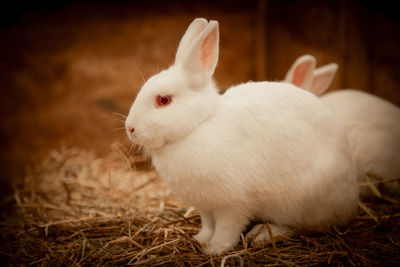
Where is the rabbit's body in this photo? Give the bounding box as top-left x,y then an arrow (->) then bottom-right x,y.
126,19 -> 359,254
321,90 -> 400,197
153,82 -> 357,228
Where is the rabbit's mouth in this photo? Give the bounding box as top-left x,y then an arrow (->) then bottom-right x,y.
131,130 -> 166,153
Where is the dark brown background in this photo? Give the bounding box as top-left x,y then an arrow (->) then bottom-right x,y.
0,0 -> 399,201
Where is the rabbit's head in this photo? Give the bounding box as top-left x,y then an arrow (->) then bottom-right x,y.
125,19 -> 220,153
285,54 -> 338,96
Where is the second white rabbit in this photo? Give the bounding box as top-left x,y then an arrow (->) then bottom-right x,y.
285,55 -> 400,198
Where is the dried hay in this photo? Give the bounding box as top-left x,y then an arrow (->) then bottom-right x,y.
1,144 -> 400,266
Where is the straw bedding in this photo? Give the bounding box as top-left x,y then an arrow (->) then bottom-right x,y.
1,144 -> 399,266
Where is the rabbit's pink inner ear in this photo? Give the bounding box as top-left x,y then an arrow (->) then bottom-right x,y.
292,61 -> 313,88
310,64 -> 338,96
200,27 -> 218,74
310,76 -> 328,96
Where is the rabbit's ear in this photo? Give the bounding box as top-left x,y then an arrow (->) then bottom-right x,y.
285,55 -> 316,90
175,18 -> 208,63
178,20 -> 219,88
310,63 -> 338,96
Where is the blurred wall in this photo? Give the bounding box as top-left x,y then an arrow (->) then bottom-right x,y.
0,0 -> 399,199
266,0 -> 400,103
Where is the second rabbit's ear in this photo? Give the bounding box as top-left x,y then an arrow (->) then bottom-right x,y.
310,63 -> 338,96
177,20 -> 219,89
285,55 -> 316,90
175,18 -> 208,63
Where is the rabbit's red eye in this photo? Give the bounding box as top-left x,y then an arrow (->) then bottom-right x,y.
155,95 -> 172,107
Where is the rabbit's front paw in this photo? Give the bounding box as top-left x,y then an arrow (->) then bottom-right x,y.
201,211 -> 248,255
193,229 -> 213,245
194,210 -> 215,245
203,239 -> 234,255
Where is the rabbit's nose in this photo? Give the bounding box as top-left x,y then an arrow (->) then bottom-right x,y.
128,126 -> 134,133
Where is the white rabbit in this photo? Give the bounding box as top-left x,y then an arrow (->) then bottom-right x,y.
125,19 -> 358,255
285,55 -> 400,198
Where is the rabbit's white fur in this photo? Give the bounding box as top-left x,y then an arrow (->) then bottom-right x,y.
126,19 -> 358,255
321,90 -> 400,198
286,55 -> 400,198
